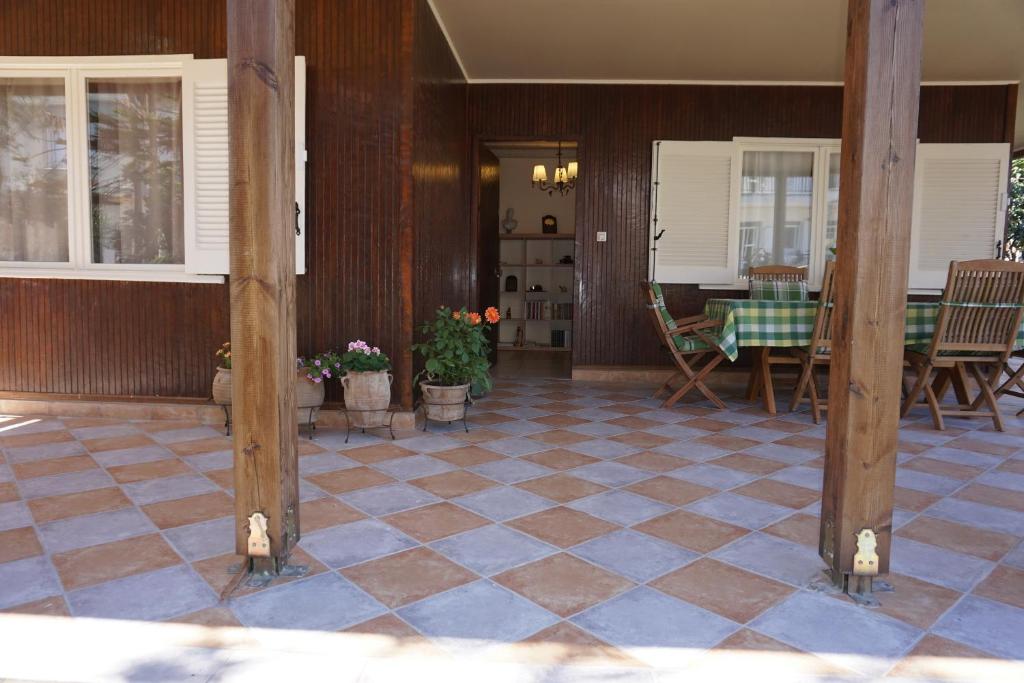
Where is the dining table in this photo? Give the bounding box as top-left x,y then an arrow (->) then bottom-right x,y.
702,298 -> 1024,414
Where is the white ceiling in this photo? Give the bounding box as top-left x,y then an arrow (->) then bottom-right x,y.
430,0 -> 1024,149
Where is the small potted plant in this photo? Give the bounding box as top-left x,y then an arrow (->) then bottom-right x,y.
412,306 -> 500,422
212,341 -> 232,405
297,351 -> 341,425
339,340 -> 393,426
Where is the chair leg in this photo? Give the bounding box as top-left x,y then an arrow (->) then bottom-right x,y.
745,353 -> 762,401
664,354 -> 727,410
901,364 -> 930,418
808,365 -> 823,424
923,382 -> 945,431
790,360 -> 813,413
759,348 -> 777,415
968,363 -> 1005,432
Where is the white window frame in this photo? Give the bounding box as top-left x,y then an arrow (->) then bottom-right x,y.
0,55 -> 220,283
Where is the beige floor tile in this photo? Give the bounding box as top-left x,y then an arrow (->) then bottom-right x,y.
522,448 -> 598,470
52,533 -> 182,591
710,452 -> 787,475
431,445 -> 505,467
383,502 -> 489,542
715,628 -> 802,652
955,483 -> 1024,513
902,456 -> 986,481
509,621 -> 644,667
774,434 -> 826,453
466,412 -> 516,425
531,414 -> 588,427
448,428 -> 511,444
81,433 -> 155,453
204,468 -> 235,489
528,430 -> 594,447
515,473 -> 608,503
615,451 -> 692,473
142,491 -> 235,529
605,416 -> 662,430
894,486 -> 942,512
0,482 -> 19,503
761,513 -> 820,547
732,479 -> 820,509
344,613 -> 421,638
11,454 -> 97,480
997,459 -> 1024,475
342,443 -> 418,464
652,558 -> 793,623
0,527 -> 44,563
897,515 -> 1019,561
753,419 -> 811,434
108,458 -> 192,484
168,606 -> 243,627
305,466 -> 393,494
27,487 -> 132,524
608,431 -> 674,449
0,596 -> 70,617
408,470 -> 498,498
495,553 -> 632,617
507,507 -> 618,548
683,417 -> 735,432
852,573 -> 960,630
300,497 -> 366,532
634,510 -> 747,553
167,436 -> 232,456
945,436 -> 1020,458
342,547 -> 476,608
0,429 -> 75,449
973,565 -> 1024,610
625,476 -> 715,506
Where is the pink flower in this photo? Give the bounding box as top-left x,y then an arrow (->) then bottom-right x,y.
306,373 -> 314,380
314,359 -> 321,367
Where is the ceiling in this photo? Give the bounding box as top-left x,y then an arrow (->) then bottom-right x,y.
429,0 -> 1024,149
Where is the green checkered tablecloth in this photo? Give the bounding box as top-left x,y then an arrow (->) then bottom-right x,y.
703,299 -> 1024,362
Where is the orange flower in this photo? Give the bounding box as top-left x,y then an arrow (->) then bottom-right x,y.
452,311 -> 461,320
484,306 -> 500,324
467,312 -> 481,325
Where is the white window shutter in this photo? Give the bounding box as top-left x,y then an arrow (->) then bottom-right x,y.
909,143 -> 1010,289
183,57 -> 308,275
649,141 -> 738,284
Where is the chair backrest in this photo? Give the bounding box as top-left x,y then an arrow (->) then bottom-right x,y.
641,280 -> 674,340
748,265 -> 808,282
807,260 -> 838,355
930,259 -> 1024,357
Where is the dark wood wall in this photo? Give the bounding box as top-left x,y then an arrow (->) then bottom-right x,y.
410,0 -> 470,367
468,83 -> 1018,368
0,0 -> 428,404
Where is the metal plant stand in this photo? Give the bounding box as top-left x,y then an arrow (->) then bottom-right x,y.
418,399 -> 470,433
220,404 -> 318,440
343,408 -> 396,443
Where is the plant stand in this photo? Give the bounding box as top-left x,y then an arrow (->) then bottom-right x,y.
343,408 -> 396,444
417,399 -> 470,433
221,405 -> 318,440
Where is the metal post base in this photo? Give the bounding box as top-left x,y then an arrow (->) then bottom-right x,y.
809,569 -> 893,608
225,556 -> 310,591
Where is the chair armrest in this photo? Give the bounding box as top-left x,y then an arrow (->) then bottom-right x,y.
673,314 -> 707,327
683,319 -> 722,332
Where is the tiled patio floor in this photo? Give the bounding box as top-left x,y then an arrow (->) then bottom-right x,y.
2,376 -> 1024,681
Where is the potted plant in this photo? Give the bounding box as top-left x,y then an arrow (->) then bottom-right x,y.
339,340 -> 393,426
296,351 -> 341,425
212,341 -> 232,405
412,306 -> 500,422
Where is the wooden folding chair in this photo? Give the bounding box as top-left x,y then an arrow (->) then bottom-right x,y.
744,265 -> 808,413
641,281 -> 728,409
788,260 -> 837,424
901,260 -> 1024,431
994,351 -> 1024,416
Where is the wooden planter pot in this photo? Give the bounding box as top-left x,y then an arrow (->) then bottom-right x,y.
341,370 -> 393,428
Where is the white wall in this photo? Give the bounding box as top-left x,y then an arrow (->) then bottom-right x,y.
498,156 -> 576,236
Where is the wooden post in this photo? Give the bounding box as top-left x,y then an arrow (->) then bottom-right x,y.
228,0 -> 299,571
820,0 -> 923,596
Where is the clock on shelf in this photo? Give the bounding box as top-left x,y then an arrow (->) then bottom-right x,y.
541,215 -> 557,234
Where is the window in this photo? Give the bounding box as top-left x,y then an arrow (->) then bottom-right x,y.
650,138 -> 1009,291
0,56 -> 306,281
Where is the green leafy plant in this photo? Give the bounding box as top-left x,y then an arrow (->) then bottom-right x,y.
1007,157 -> 1024,261
340,340 -> 392,373
412,306 -> 501,390
297,351 -> 342,384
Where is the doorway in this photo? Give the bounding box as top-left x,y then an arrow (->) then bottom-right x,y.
474,140 -> 578,379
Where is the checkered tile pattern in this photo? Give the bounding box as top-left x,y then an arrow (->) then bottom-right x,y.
708,299 -> 1024,361
2,379 -> 1024,677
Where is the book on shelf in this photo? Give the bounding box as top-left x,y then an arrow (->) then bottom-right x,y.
525,300 -> 546,320
550,303 -> 572,320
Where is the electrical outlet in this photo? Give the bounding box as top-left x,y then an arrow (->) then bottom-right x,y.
596,232 -> 607,242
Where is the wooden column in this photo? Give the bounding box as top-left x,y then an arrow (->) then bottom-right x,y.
820,0 -> 923,594
228,0 -> 299,568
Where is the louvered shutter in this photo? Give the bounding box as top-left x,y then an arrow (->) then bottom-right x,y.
649,141 -> 738,284
908,143 -> 1010,289
183,57 -> 307,275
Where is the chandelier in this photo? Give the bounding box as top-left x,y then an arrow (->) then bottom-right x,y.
531,141 -> 578,196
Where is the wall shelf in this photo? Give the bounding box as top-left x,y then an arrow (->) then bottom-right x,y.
499,235 -> 574,351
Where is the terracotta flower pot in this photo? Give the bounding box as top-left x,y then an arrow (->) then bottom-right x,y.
342,370 -> 393,427
212,367 -> 232,405
296,372 -> 326,425
420,382 -> 470,422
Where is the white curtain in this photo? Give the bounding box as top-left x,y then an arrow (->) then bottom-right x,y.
0,78 -> 69,262
88,77 -> 183,265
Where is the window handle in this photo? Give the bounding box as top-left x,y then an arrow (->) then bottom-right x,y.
295,202 -> 301,236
